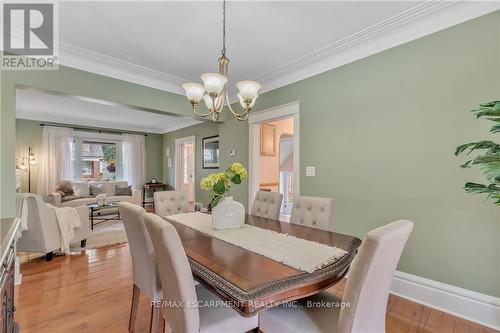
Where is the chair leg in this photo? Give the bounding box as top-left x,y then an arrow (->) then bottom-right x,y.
129,284 -> 140,332
45,252 -> 53,261
80,239 -> 87,248
150,303 -> 161,333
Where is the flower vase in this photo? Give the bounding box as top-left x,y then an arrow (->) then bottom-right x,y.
211,197 -> 245,230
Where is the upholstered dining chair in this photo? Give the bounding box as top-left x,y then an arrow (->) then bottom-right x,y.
143,213 -> 259,333
251,191 -> 284,220
259,219 -> 414,333
290,195 -> 334,231
154,191 -> 191,217
118,202 -> 162,333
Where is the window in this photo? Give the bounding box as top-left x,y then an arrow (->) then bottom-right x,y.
80,141 -> 117,181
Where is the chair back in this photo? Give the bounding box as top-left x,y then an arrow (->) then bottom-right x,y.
338,220 -> 414,333
251,191 -> 283,220
154,191 -> 190,217
290,195 -> 333,230
144,213 -> 199,333
118,202 -> 161,300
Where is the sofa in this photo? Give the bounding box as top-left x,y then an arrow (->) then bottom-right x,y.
17,195 -> 90,261
48,180 -> 141,207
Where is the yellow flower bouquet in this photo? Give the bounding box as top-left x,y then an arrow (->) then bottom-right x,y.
200,163 -> 248,208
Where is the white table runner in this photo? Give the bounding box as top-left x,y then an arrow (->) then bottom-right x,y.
166,212 -> 347,273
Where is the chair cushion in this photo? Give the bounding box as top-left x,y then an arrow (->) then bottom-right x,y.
259,291 -> 342,333
250,191 -> 283,220
290,196 -> 333,231
197,285 -> 258,333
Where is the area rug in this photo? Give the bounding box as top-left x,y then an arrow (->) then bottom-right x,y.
84,220 -> 128,249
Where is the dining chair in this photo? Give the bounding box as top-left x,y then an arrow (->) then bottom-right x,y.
290,195 -> 333,230
143,213 -> 259,333
251,190 -> 283,220
154,190 -> 191,217
259,219 -> 414,333
118,202 -> 162,333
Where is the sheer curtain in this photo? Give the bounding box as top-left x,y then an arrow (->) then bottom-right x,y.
37,126 -> 74,196
122,134 -> 146,190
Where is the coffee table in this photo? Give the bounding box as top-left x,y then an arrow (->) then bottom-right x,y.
86,202 -> 120,230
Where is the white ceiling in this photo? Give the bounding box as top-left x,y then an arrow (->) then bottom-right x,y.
16,89 -> 202,134
55,1 -> 498,94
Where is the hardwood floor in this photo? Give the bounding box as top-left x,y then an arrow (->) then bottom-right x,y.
16,244 -> 497,333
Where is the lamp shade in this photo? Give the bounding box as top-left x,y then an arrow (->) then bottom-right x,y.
203,94 -> 221,111
236,80 -> 261,101
201,73 -> 227,95
237,94 -> 257,108
182,83 -> 205,103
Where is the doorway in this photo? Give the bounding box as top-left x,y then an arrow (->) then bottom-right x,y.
175,136 -> 195,204
249,102 -> 300,222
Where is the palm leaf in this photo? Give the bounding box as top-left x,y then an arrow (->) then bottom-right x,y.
472,101 -> 500,119
491,123 -> 500,133
455,141 -> 500,156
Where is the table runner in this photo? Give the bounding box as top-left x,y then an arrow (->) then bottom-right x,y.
166,212 -> 347,273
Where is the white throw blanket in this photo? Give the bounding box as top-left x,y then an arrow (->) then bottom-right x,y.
167,212 -> 347,273
15,193 -> 36,238
52,206 -> 82,254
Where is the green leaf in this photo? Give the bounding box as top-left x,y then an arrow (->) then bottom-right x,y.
231,174 -> 241,184
213,180 -> 226,195
455,141 -> 500,156
491,124 -> 500,133
472,101 -> 500,120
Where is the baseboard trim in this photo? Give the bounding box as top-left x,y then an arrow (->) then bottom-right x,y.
391,271 -> 500,330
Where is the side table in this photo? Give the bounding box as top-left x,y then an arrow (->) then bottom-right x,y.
142,183 -> 167,208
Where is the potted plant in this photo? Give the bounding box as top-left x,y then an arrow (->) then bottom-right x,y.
200,163 -> 248,229
455,101 -> 500,204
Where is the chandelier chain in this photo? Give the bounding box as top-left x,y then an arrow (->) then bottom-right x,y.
222,0 -> 227,56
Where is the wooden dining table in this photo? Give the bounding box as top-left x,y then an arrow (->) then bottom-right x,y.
166,214 -> 362,317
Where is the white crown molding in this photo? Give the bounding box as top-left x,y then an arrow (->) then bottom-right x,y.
257,1 -> 500,93
57,41 -> 187,95
391,271 -> 500,330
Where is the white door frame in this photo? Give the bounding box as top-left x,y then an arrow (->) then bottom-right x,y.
174,135 -> 196,201
248,101 -> 300,209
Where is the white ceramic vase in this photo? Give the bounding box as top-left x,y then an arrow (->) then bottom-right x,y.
211,197 -> 245,230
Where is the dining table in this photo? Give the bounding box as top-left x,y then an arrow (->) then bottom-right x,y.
165,214 -> 362,317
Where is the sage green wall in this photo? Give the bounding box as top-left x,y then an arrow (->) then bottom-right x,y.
15,119 -> 43,194
1,65 -> 193,217
220,12 -> 500,296
14,119 -> 163,192
162,121 -> 219,205
145,133 -> 163,182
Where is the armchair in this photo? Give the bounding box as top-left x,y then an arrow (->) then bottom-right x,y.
17,195 -> 90,261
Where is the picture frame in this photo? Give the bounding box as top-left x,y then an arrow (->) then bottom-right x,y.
260,123 -> 277,156
202,135 -> 220,169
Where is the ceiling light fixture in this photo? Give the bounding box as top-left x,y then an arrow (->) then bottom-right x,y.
182,0 -> 261,121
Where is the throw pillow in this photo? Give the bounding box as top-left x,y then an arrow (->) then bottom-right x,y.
115,185 -> 132,196
89,184 -> 103,197
72,182 -> 91,197
55,181 -> 74,198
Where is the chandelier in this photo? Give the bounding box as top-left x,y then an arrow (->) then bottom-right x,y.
182,0 -> 261,121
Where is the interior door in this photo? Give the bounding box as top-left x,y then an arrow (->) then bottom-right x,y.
176,141 -> 195,203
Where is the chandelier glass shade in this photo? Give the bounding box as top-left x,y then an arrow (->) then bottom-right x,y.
182,0 -> 261,121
